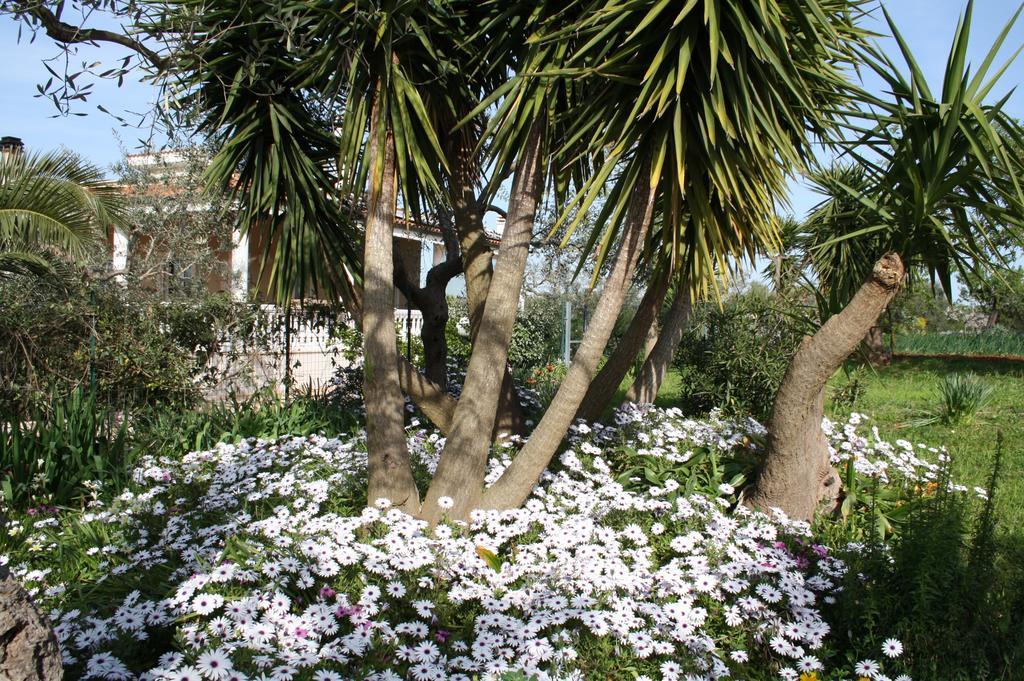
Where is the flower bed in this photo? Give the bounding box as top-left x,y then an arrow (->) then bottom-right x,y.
1,406 -> 943,681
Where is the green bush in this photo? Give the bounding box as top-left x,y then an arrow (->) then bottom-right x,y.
0,275 -> 281,417
0,389 -> 131,511
671,288 -> 804,421
508,295 -> 563,372
0,276 -> 199,416
446,294 -> 563,375
888,284 -> 966,335
445,296 -> 473,364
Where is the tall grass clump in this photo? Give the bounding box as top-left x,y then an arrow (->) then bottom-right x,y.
0,389 -> 131,510
827,434 -> 1024,679
905,372 -> 994,427
937,373 -> 994,425
895,329 -> 1024,357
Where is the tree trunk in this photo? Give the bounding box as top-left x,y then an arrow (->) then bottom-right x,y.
481,172 -> 657,512
398,355 -> 456,433
862,325 -> 891,367
625,280 -> 693,404
418,296 -> 449,388
574,267 -> 670,423
421,122 -> 546,522
0,564 -> 62,681
745,252 -> 905,520
450,157 -> 527,439
986,299 -> 999,329
495,369 -> 528,437
362,98 -> 420,514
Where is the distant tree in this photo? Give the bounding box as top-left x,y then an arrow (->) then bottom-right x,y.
103,145 -> 237,297
963,263 -> 1024,331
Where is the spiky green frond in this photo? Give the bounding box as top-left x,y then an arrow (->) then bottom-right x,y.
545,0 -> 870,292
0,149 -> 123,278
831,0 -> 1024,300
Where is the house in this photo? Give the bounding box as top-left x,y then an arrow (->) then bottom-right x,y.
109,149 -> 494,309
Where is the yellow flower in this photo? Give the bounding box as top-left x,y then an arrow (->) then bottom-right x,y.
799,673 -> 818,681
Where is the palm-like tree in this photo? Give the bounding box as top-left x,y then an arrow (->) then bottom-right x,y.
174,0 -> 469,513
0,149 -> 123,278
572,0 -> 869,418
166,0 -> 875,520
478,0 -> 870,511
748,1 -> 1024,519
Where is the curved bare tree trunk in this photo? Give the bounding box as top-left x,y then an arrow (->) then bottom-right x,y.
0,564 -> 62,681
574,267 -> 670,423
625,280 -> 693,404
481,173 -> 657,512
362,99 -> 420,514
421,122 -> 545,521
393,216 -> 463,390
745,252 -> 905,520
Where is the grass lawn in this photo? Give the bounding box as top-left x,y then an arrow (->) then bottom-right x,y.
826,358 -> 1024,537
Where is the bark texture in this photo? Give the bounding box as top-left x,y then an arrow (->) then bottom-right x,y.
0,564 -> 62,681
362,102 -> 420,514
625,281 -> 693,404
421,122 -> 546,522
481,175 -> 657,511
450,163 -> 527,439
574,268 -> 670,423
862,325 -> 892,367
398,356 -> 456,434
746,252 -> 905,520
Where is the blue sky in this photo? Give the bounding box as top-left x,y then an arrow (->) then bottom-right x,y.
2,0 -> 1024,222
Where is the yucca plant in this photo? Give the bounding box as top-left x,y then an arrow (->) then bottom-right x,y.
935,373 -> 994,425
938,373 -> 994,424
904,373 -> 994,428
159,0 -> 873,521
750,1 -> 1024,520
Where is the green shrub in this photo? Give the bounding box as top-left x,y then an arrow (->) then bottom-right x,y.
0,389 -> 131,510
446,294 -> 564,375
0,275 -> 287,417
0,276 -> 200,416
672,288 -> 804,421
